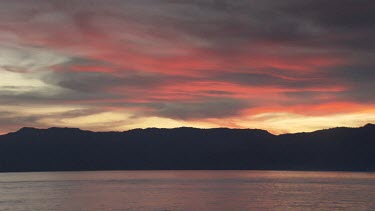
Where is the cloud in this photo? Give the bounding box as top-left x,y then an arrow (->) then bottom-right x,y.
0,44 -> 70,73
215,71 -> 329,89
0,107 -> 101,133
0,0 -> 374,133
148,98 -> 250,120
41,70 -> 184,92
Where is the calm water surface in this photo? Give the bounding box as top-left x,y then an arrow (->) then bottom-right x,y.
0,171 -> 374,211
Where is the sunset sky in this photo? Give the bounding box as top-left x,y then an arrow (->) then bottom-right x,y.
0,0 -> 374,134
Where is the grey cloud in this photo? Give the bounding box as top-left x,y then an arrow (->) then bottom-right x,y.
203,90 -> 233,96
148,98 -> 250,120
328,65 -> 375,103
281,91 -> 340,105
41,70 -> 185,92
215,71 -> 329,89
2,0 -> 374,55
42,71 -> 123,92
1,66 -> 29,73
0,44 -> 70,72
283,0 -> 375,29
0,85 -> 120,105
0,69 -> 189,106
329,65 -> 375,82
2,0 -> 374,46
162,0 -> 375,54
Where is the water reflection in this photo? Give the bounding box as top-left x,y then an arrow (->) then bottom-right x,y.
0,171 -> 374,210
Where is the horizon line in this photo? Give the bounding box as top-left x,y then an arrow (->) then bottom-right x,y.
3,123 -> 374,137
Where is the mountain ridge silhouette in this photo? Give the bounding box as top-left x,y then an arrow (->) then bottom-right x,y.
0,124 -> 374,172
8,123 -> 375,136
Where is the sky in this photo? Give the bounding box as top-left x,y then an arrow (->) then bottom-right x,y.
0,0 -> 374,134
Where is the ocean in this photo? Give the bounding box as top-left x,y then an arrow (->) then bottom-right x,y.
0,170 -> 374,210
